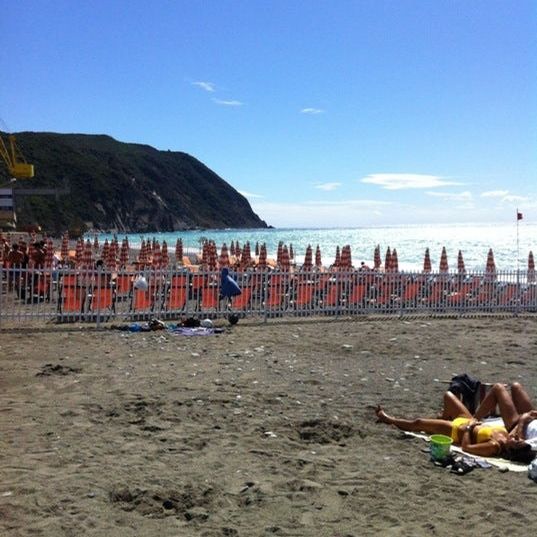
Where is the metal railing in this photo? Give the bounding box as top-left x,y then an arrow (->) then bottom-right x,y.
0,266 -> 536,328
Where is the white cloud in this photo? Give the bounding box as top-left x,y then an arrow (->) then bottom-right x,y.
425,191 -> 473,202
481,190 -> 509,198
301,108 -> 324,114
212,98 -> 243,107
314,182 -> 341,191
238,190 -> 264,199
361,173 -> 461,190
502,194 -> 529,203
480,190 -> 529,203
192,81 -> 216,92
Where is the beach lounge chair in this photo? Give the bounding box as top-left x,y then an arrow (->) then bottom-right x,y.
115,273 -> 132,297
165,274 -> 188,311
496,284 -> 518,308
131,278 -> 162,313
32,271 -> 52,302
59,286 -> 86,315
294,279 -> 315,311
201,285 -> 219,311
425,281 -> 448,308
402,280 -> 422,307
447,278 -> 480,307
348,282 -> 367,308
265,273 -> 288,311
471,281 -> 495,309
520,285 -> 537,310
323,281 -> 341,308
231,287 -> 252,310
89,285 -> 115,313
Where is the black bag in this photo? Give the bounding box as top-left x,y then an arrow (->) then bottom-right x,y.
449,374 -> 482,414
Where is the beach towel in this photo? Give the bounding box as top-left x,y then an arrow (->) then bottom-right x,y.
169,327 -> 219,336
404,431 -> 528,472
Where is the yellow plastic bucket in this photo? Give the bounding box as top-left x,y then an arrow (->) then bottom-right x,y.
430,434 -> 453,461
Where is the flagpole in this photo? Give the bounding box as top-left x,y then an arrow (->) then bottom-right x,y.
516,208 -> 520,316
516,208 -> 519,272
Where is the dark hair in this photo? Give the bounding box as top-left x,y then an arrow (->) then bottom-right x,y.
503,442 -> 535,464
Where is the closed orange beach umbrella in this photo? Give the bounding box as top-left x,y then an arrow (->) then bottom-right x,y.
211,241 -> 219,270
234,242 -> 241,261
241,241 -> 252,268
230,240 -> 235,257
485,248 -> 496,274
44,237 -> 54,268
528,251 -> 535,283
280,245 -> 290,271
83,239 -> 94,269
93,235 -> 99,252
334,245 -> 341,268
423,248 -> 432,273
219,243 -> 230,268
385,247 -> 392,272
439,246 -> 449,273
255,241 -> 259,257
333,245 -> 341,269
258,243 -> 267,269
302,244 -> 313,271
340,245 -> 352,270
102,239 -> 110,264
61,232 -> 69,262
75,238 -> 84,266
161,241 -> 169,268
175,238 -> 183,265
457,250 -> 465,274
374,245 -> 381,270
138,239 -> 147,266
485,248 -> 496,272
111,239 -> 119,267
391,248 -> 399,272
27,241 -> 36,268
276,241 -> 283,265
201,241 -> 209,267
152,241 -> 162,268
119,239 -> 129,267
112,236 -> 119,259
315,245 -> 322,269
106,240 -> 117,269
289,244 -> 294,260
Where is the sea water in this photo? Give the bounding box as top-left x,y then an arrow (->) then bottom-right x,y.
95,222 -> 536,272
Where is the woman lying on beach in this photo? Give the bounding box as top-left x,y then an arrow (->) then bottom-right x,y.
376,388 -> 535,463
471,382 -> 537,442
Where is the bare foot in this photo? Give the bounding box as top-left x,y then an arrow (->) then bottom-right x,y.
375,405 -> 391,424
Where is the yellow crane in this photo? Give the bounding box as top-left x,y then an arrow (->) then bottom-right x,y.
0,133 -> 34,179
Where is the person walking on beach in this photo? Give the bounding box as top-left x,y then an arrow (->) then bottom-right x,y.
375,390 -> 535,463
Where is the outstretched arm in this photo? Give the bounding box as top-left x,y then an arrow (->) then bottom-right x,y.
460,425 -> 500,457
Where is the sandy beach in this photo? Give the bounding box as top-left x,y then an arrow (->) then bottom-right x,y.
2,316 -> 537,536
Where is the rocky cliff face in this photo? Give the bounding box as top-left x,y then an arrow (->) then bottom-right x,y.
1,132 -> 268,235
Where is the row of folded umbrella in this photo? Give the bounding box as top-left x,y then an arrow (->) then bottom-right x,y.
2,232 -> 535,275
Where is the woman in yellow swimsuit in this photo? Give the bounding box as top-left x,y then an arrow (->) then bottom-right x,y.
375,388 -> 534,462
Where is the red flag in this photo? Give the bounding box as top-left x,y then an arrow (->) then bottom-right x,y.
517,212 -> 523,221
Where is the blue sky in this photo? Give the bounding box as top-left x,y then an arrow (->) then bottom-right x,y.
2,0 -> 536,227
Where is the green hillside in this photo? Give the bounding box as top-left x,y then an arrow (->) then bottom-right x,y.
0,132 -> 268,235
